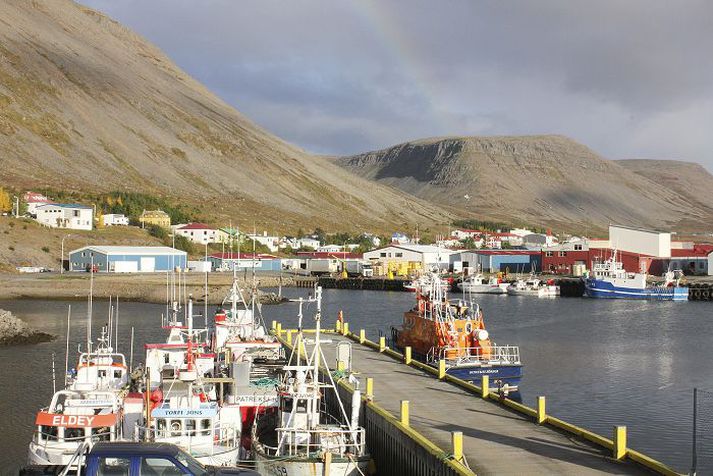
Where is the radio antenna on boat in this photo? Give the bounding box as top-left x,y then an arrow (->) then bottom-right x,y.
87,256 -> 94,353
115,297 -> 120,352
64,304 -> 71,386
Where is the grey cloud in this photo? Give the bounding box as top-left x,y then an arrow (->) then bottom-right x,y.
81,0 -> 713,167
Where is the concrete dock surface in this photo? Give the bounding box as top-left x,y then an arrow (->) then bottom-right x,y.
316,334 -> 652,476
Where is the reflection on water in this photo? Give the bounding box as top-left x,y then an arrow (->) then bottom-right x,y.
1,290 -> 710,472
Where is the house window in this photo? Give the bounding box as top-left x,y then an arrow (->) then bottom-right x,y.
380,252 -> 386,258
395,252 -> 403,258
81,252 -> 86,257
545,251 -> 553,257
558,251 -> 567,257
574,244 -> 583,251
73,210 -> 79,217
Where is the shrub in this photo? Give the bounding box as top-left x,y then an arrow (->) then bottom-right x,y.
41,246 -> 50,253
8,245 -> 14,251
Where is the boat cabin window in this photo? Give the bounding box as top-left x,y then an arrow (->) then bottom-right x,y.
164,354 -> 170,364
114,369 -> 123,379
91,427 -> 111,442
186,419 -> 196,434
64,427 -> 84,441
98,370 -> 107,378
201,419 -> 211,435
157,419 -> 167,435
39,425 -> 58,441
282,397 -> 293,413
140,457 -> 186,476
97,456 -> 131,476
169,419 -> 182,437
296,399 -> 308,413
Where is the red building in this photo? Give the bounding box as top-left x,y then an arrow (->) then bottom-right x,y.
542,243 -> 654,275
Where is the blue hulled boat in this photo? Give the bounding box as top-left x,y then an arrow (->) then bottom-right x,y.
584,252 -> 688,301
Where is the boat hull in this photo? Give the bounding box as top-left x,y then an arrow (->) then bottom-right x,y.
444,363 -> 523,390
457,283 -> 508,294
584,279 -> 688,301
254,452 -> 370,476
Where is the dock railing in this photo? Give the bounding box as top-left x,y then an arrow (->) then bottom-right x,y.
274,320 -> 684,476
429,345 -> 521,367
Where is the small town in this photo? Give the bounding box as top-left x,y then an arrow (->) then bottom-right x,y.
2,2 -> 713,476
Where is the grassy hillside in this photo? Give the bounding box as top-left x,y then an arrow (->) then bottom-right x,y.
0,0 -> 450,233
336,135 -> 713,233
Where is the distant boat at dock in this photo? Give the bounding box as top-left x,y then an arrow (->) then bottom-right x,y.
457,274 -> 509,294
584,252 -> 688,301
506,274 -> 560,297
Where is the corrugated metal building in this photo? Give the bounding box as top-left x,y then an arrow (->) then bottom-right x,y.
69,246 -> 187,273
207,253 -> 282,272
453,250 -> 541,273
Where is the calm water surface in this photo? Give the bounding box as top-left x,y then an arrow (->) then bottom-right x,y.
1,290 -> 711,474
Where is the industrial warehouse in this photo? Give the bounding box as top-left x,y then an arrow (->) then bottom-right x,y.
68,246 -> 187,273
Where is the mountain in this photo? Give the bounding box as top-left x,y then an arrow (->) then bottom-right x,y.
0,0 -> 449,231
335,135 -> 713,232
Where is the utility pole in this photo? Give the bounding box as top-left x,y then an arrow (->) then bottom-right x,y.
60,234 -> 72,274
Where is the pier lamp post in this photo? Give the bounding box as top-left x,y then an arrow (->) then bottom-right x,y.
60,234 -> 72,274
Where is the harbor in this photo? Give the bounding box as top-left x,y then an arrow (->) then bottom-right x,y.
3,288 -> 712,474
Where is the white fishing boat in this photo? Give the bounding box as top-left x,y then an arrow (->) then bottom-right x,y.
252,287 -> 371,475
507,275 -> 559,297
404,273 -> 450,294
457,274 -> 509,294
138,299 -> 243,466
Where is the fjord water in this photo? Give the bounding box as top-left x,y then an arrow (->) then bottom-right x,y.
1,291 -> 711,473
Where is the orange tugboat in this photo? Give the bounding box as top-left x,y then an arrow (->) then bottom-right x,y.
392,273 -> 523,392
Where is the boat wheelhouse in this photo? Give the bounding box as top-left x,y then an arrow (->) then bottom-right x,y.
252,287 -> 370,476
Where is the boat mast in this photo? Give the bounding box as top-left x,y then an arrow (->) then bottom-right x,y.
87,256 -> 94,353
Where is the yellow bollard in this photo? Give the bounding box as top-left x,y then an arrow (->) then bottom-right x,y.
613,426 -> 627,460
481,375 -> 489,398
271,320 -> 276,331
438,359 -> 446,379
359,329 -> 365,344
276,322 -> 282,336
404,346 -> 412,365
379,336 -> 386,352
400,400 -> 410,427
452,431 -> 463,462
537,396 -> 546,424
366,377 -> 373,399
336,320 -> 342,332
343,322 -> 349,336
337,360 -> 345,371
286,330 -> 293,346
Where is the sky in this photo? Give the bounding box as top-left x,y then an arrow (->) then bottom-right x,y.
82,0 -> 713,168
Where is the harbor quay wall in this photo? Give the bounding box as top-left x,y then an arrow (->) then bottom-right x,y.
272,320 -> 683,476
274,326 -> 473,476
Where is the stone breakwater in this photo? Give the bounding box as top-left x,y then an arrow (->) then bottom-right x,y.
0,309 -> 55,345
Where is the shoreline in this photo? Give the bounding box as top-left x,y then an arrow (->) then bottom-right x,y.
0,272 -> 298,305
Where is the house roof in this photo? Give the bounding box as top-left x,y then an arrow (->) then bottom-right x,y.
209,252 -> 278,260
670,245 -> 713,258
69,246 -> 186,256
296,251 -> 363,259
178,222 -> 214,230
36,203 -> 92,210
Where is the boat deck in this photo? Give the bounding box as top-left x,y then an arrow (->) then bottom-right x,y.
318,334 -> 651,476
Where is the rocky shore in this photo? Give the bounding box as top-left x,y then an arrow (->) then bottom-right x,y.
0,309 -> 55,345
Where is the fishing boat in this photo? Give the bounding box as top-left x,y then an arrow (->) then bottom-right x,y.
392,273 -> 522,393
27,327 -> 132,466
457,274 -> 509,294
138,299 -> 243,466
404,273 -> 450,293
252,287 -> 371,475
584,252 -> 688,301
506,274 -> 559,297
211,275 -> 284,455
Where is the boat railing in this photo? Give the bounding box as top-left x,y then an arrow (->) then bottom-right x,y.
259,425 -> 367,458
135,421 -> 240,454
433,345 -> 521,367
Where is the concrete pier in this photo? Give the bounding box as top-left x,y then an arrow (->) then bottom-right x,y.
301,330 -> 666,475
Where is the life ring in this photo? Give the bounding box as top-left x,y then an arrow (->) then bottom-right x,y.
702,290 -> 711,300
693,289 -> 702,300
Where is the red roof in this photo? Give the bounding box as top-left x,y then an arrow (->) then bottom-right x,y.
24,192 -> 53,203
296,251 -> 363,259
467,250 -> 540,255
210,252 -> 278,260
670,244 -> 713,257
179,222 -> 214,230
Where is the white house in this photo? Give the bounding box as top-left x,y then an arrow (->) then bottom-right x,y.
35,203 -> 93,230
451,228 -> 482,240
102,214 -> 129,226
175,223 -> 218,245
391,232 -> 410,245
247,231 -> 280,253
363,244 -> 454,269
297,237 -> 321,249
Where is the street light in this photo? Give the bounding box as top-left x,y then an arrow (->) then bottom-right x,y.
60,234 -> 72,274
